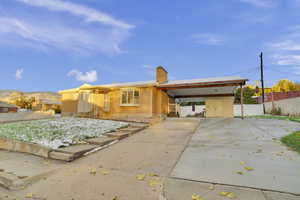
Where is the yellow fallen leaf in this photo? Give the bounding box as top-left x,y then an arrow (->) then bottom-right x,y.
219,191 -> 236,199
220,191 -> 230,196
240,161 -> 245,165
244,166 -> 254,171
136,174 -> 145,181
101,170 -> 109,175
192,194 -> 204,200
237,171 -> 244,175
149,178 -> 161,187
149,173 -> 159,177
227,192 -> 236,199
208,185 -> 215,190
25,193 -> 34,198
112,196 -> 118,200
89,168 -> 97,175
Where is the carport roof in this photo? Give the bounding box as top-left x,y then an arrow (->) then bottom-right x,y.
158,76 -> 248,101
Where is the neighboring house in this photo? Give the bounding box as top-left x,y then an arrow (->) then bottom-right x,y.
32,99 -> 61,112
0,101 -> 18,113
59,66 -> 247,122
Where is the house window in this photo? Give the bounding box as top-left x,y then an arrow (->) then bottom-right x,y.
120,88 -> 140,106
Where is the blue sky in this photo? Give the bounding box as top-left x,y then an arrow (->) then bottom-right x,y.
1,0 -> 300,92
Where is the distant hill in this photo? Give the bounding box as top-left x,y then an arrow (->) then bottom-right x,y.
0,90 -> 61,104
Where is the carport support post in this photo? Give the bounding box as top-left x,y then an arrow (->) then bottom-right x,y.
240,84 -> 244,119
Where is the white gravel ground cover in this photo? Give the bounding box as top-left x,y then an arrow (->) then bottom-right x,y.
0,117 -> 128,149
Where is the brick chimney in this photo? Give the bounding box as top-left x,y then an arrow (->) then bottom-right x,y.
156,66 -> 168,84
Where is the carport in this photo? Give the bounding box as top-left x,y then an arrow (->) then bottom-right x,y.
158,76 -> 248,118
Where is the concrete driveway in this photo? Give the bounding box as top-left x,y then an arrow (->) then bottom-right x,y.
1,118 -> 200,200
170,118 -> 300,195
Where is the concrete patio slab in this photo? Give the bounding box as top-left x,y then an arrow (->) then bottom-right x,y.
0,151 -> 64,190
171,118 -> 300,195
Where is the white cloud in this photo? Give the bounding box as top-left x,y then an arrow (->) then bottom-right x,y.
68,69 -> 98,83
294,0 -> 300,6
191,33 -> 224,46
295,67 -> 300,75
141,64 -> 155,77
0,17 -> 130,54
16,0 -> 134,29
272,55 -> 300,66
142,64 -> 155,69
267,26 -> 300,76
15,68 -> 24,80
271,40 -> 300,51
239,0 -> 275,8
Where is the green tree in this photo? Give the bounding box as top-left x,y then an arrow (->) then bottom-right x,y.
235,86 -> 257,104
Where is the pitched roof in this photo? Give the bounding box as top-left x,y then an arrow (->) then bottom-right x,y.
59,80 -> 156,93
0,101 -> 18,108
97,80 -> 157,88
39,99 -> 61,105
59,76 -> 248,93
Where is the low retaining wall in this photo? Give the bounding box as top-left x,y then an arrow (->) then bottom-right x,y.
0,123 -> 148,162
0,137 -> 50,158
265,97 -> 300,116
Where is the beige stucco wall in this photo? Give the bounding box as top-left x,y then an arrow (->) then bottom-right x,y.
101,87 -> 154,120
205,96 -> 234,118
152,88 -> 170,117
60,86 -> 174,121
61,92 -> 78,116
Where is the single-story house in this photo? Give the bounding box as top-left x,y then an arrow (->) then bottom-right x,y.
59,66 -> 247,122
0,101 -> 18,113
32,99 -> 61,112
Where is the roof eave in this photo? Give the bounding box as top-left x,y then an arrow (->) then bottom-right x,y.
158,79 -> 248,89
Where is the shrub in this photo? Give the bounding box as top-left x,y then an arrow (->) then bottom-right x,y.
270,107 -> 282,115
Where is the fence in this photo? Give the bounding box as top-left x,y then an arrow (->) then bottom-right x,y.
265,97 -> 300,116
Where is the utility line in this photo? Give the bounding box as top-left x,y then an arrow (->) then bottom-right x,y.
265,67 -> 300,76
222,66 -> 259,77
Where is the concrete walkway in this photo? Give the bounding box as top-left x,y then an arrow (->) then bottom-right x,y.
0,118 -> 199,200
167,118 -> 300,200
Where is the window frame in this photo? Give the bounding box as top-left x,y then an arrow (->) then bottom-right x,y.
120,88 -> 140,106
